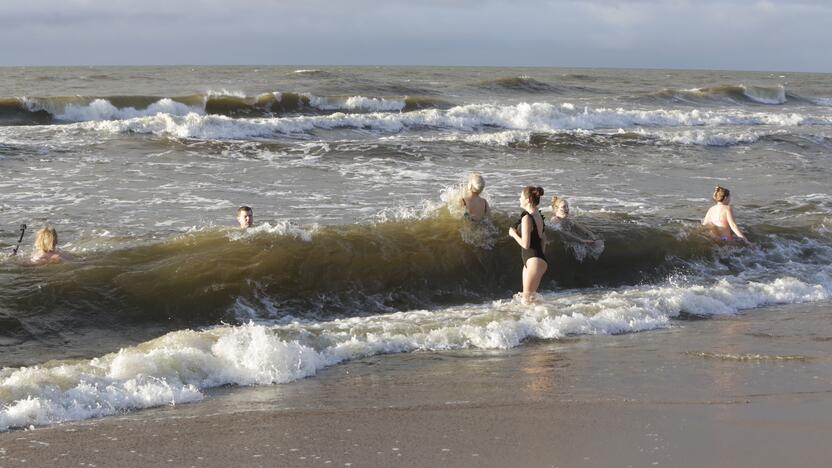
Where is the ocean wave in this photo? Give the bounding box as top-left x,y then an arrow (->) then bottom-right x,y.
306,95 -> 406,112
0,98 -> 52,125
648,84 -> 788,105
473,76 -> 560,93
1,211 -> 830,348
70,102 -> 829,140
206,89 -> 247,98
2,266 -> 830,431
227,220 -> 319,242
642,129 -> 768,146
57,98 -> 201,121
293,69 -> 323,74
0,93 -> 452,125
738,84 -> 787,104
393,128 -> 790,148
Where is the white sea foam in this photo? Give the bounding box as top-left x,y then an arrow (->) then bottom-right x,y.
306,95 -> 406,112
206,89 -> 247,98
228,221 -> 318,242
72,103 -> 829,140
385,130 -> 533,146
369,181 -> 497,223
650,129 -> 766,146
2,263 -> 830,431
385,128 -> 774,148
784,193 -> 832,211
370,201 -> 444,223
56,98 -> 203,122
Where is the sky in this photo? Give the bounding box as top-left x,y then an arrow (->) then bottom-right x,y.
1,0 -> 830,72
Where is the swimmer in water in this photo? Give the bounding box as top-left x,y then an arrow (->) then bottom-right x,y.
31,226 -> 70,264
460,173 -> 490,222
550,196 -> 604,261
702,186 -> 751,244
508,186 -> 547,304
550,196 -> 598,245
237,206 -> 253,229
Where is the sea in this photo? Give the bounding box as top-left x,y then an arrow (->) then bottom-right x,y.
0,66 -> 831,431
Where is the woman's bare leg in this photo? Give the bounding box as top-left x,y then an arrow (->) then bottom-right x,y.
522,258 -> 548,304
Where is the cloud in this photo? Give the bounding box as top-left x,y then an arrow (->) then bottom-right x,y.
0,0 -> 829,71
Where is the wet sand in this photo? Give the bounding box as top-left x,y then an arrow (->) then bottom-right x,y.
5,397 -> 832,468
3,302 -> 832,467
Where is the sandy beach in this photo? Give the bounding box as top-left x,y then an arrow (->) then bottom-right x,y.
3,301 -> 831,468
5,395 -> 832,468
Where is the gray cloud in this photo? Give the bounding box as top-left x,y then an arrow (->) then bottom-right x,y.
0,0 -> 829,71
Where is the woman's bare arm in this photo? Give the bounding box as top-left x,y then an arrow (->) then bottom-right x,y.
509,216 -> 532,249
725,206 -> 749,242
520,216 -> 532,249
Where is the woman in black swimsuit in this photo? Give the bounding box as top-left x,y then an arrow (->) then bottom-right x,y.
508,186 -> 547,304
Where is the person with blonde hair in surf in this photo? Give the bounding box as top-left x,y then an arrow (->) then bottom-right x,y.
550,196 -> 604,262
702,185 -> 751,244
509,186 -> 547,304
31,225 -> 70,264
460,172 -> 490,222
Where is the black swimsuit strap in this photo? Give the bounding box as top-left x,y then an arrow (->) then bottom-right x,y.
520,210 -> 543,235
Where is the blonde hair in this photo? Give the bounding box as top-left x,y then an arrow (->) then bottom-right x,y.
468,173 -> 485,194
551,195 -> 567,210
35,226 -> 58,253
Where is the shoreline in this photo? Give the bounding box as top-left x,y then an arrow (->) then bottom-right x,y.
3,301 -> 832,467
5,396 -> 832,468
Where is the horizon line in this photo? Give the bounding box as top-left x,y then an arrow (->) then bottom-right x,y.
0,63 -> 829,75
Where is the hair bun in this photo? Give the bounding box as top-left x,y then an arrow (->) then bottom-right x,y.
712,185 -> 730,202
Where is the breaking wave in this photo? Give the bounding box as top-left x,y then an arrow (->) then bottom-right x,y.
0,93 -> 452,125
1,263 -> 830,431
1,210 -> 830,345
647,84 -> 793,105
65,101 -> 830,141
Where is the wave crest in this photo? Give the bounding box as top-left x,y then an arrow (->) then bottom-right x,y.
473,76 -> 560,93
74,101 -> 825,141
649,84 -> 788,105
0,92 -> 452,125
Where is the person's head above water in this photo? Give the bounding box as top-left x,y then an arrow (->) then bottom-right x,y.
521,186 -> 544,209
551,196 -> 569,219
237,206 -> 253,229
34,226 -> 58,253
713,186 -> 731,204
468,173 -> 485,195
